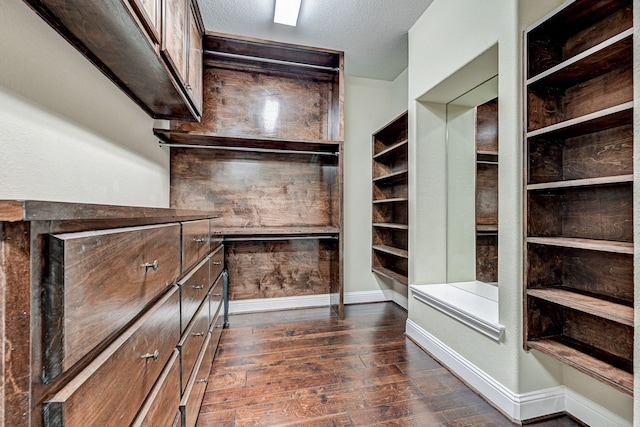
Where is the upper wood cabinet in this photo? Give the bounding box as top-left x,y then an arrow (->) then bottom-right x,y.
23,0 -> 204,121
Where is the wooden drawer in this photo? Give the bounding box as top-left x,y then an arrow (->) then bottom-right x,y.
177,299 -> 209,394
44,286 -> 180,427
45,223 -> 181,381
210,243 -> 224,281
179,256 -> 210,333
180,331 -> 215,427
208,274 -> 223,327
181,219 -> 210,271
132,349 -> 181,427
209,303 -> 224,353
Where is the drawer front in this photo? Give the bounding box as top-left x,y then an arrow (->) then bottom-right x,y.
44,286 -> 180,427
210,243 -> 224,281
208,274 -> 224,327
179,256 -> 210,333
180,331 -> 214,427
181,219 -> 210,271
209,304 -> 224,357
178,299 -> 209,394
46,223 -> 181,381
132,349 -> 181,427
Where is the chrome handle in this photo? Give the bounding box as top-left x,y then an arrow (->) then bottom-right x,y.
141,349 -> 159,361
215,324 -> 224,329
143,260 -> 159,271
192,332 -> 204,337
192,285 -> 205,290
194,237 -> 206,243
196,378 -> 207,384
213,293 -> 222,297
212,261 -> 222,265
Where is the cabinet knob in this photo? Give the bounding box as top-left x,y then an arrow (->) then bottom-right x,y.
212,261 -> 222,265
143,260 -> 159,271
192,285 -> 205,290
192,332 -> 204,337
194,237 -> 207,243
140,349 -> 159,361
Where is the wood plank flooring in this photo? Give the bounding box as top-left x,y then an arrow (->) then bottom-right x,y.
197,303 -> 582,426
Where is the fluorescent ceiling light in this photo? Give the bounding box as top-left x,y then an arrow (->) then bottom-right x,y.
274,0 -> 302,26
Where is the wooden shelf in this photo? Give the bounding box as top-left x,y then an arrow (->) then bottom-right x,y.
527,29 -> 633,87
527,288 -> 632,326
526,102 -> 633,140
476,224 -> 498,233
373,170 -> 408,184
372,267 -> 408,285
372,198 -> 408,204
373,139 -> 408,160
154,129 -> 341,154
527,174 -> 633,191
373,223 -> 408,230
372,245 -> 408,259
527,339 -> 633,395
526,237 -> 633,254
215,226 -> 339,237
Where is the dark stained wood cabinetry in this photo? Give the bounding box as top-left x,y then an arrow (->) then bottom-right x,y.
0,201 -> 224,426
156,34 -> 345,317
523,0 -> 634,395
23,0 -> 204,120
371,111 -> 409,285
475,98 -> 498,283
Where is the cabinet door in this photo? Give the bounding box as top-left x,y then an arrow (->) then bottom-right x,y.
186,1 -> 203,114
131,0 -> 162,44
162,0 -> 188,83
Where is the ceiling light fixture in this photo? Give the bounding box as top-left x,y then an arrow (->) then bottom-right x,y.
274,0 -> 302,26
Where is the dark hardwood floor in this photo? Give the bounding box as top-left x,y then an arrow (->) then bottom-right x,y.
197,303 -> 582,426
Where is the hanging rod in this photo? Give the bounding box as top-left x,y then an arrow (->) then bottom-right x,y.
158,142 -> 339,157
224,235 -> 339,242
204,50 -> 340,72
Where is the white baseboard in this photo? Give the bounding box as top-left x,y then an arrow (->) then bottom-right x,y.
405,319 -> 631,426
228,289 -> 408,314
228,294 -> 330,314
565,388 -> 632,427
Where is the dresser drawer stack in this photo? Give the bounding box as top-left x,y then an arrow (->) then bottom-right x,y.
0,202 -> 226,427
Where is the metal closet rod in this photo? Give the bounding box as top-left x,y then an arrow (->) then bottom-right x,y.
158,142 -> 339,157
224,235 -> 339,242
204,50 -> 340,72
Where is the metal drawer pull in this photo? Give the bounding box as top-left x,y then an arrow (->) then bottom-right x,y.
212,261 -> 222,265
192,332 -> 204,337
192,285 -> 205,290
143,260 -> 159,271
141,349 -> 159,361
196,378 -> 208,384
194,237 -> 207,243
215,324 -> 224,329
213,293 -> 222,297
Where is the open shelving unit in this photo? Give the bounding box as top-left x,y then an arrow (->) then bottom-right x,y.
157,34 -> 345,317
523,0 -> 634,395
372,112 -> 409,285
475,98 -> 498,283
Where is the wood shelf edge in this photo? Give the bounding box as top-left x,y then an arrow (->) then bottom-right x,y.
372,223 -> 409,230
373,169 -> 409,183
373,139 -> 408,159
372,245 -> 408,259
527,339 -> 633,396
527,288 -> 633,326
372,267 -> 408,285
527,174 -> 633,191
526,237 -> 633,254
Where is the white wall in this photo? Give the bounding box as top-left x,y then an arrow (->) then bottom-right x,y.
343,72 -> 408,300
407,0 -> 633,423
0,0 -> 169,207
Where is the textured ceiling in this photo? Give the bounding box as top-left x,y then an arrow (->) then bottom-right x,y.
199,0 -> 435,81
